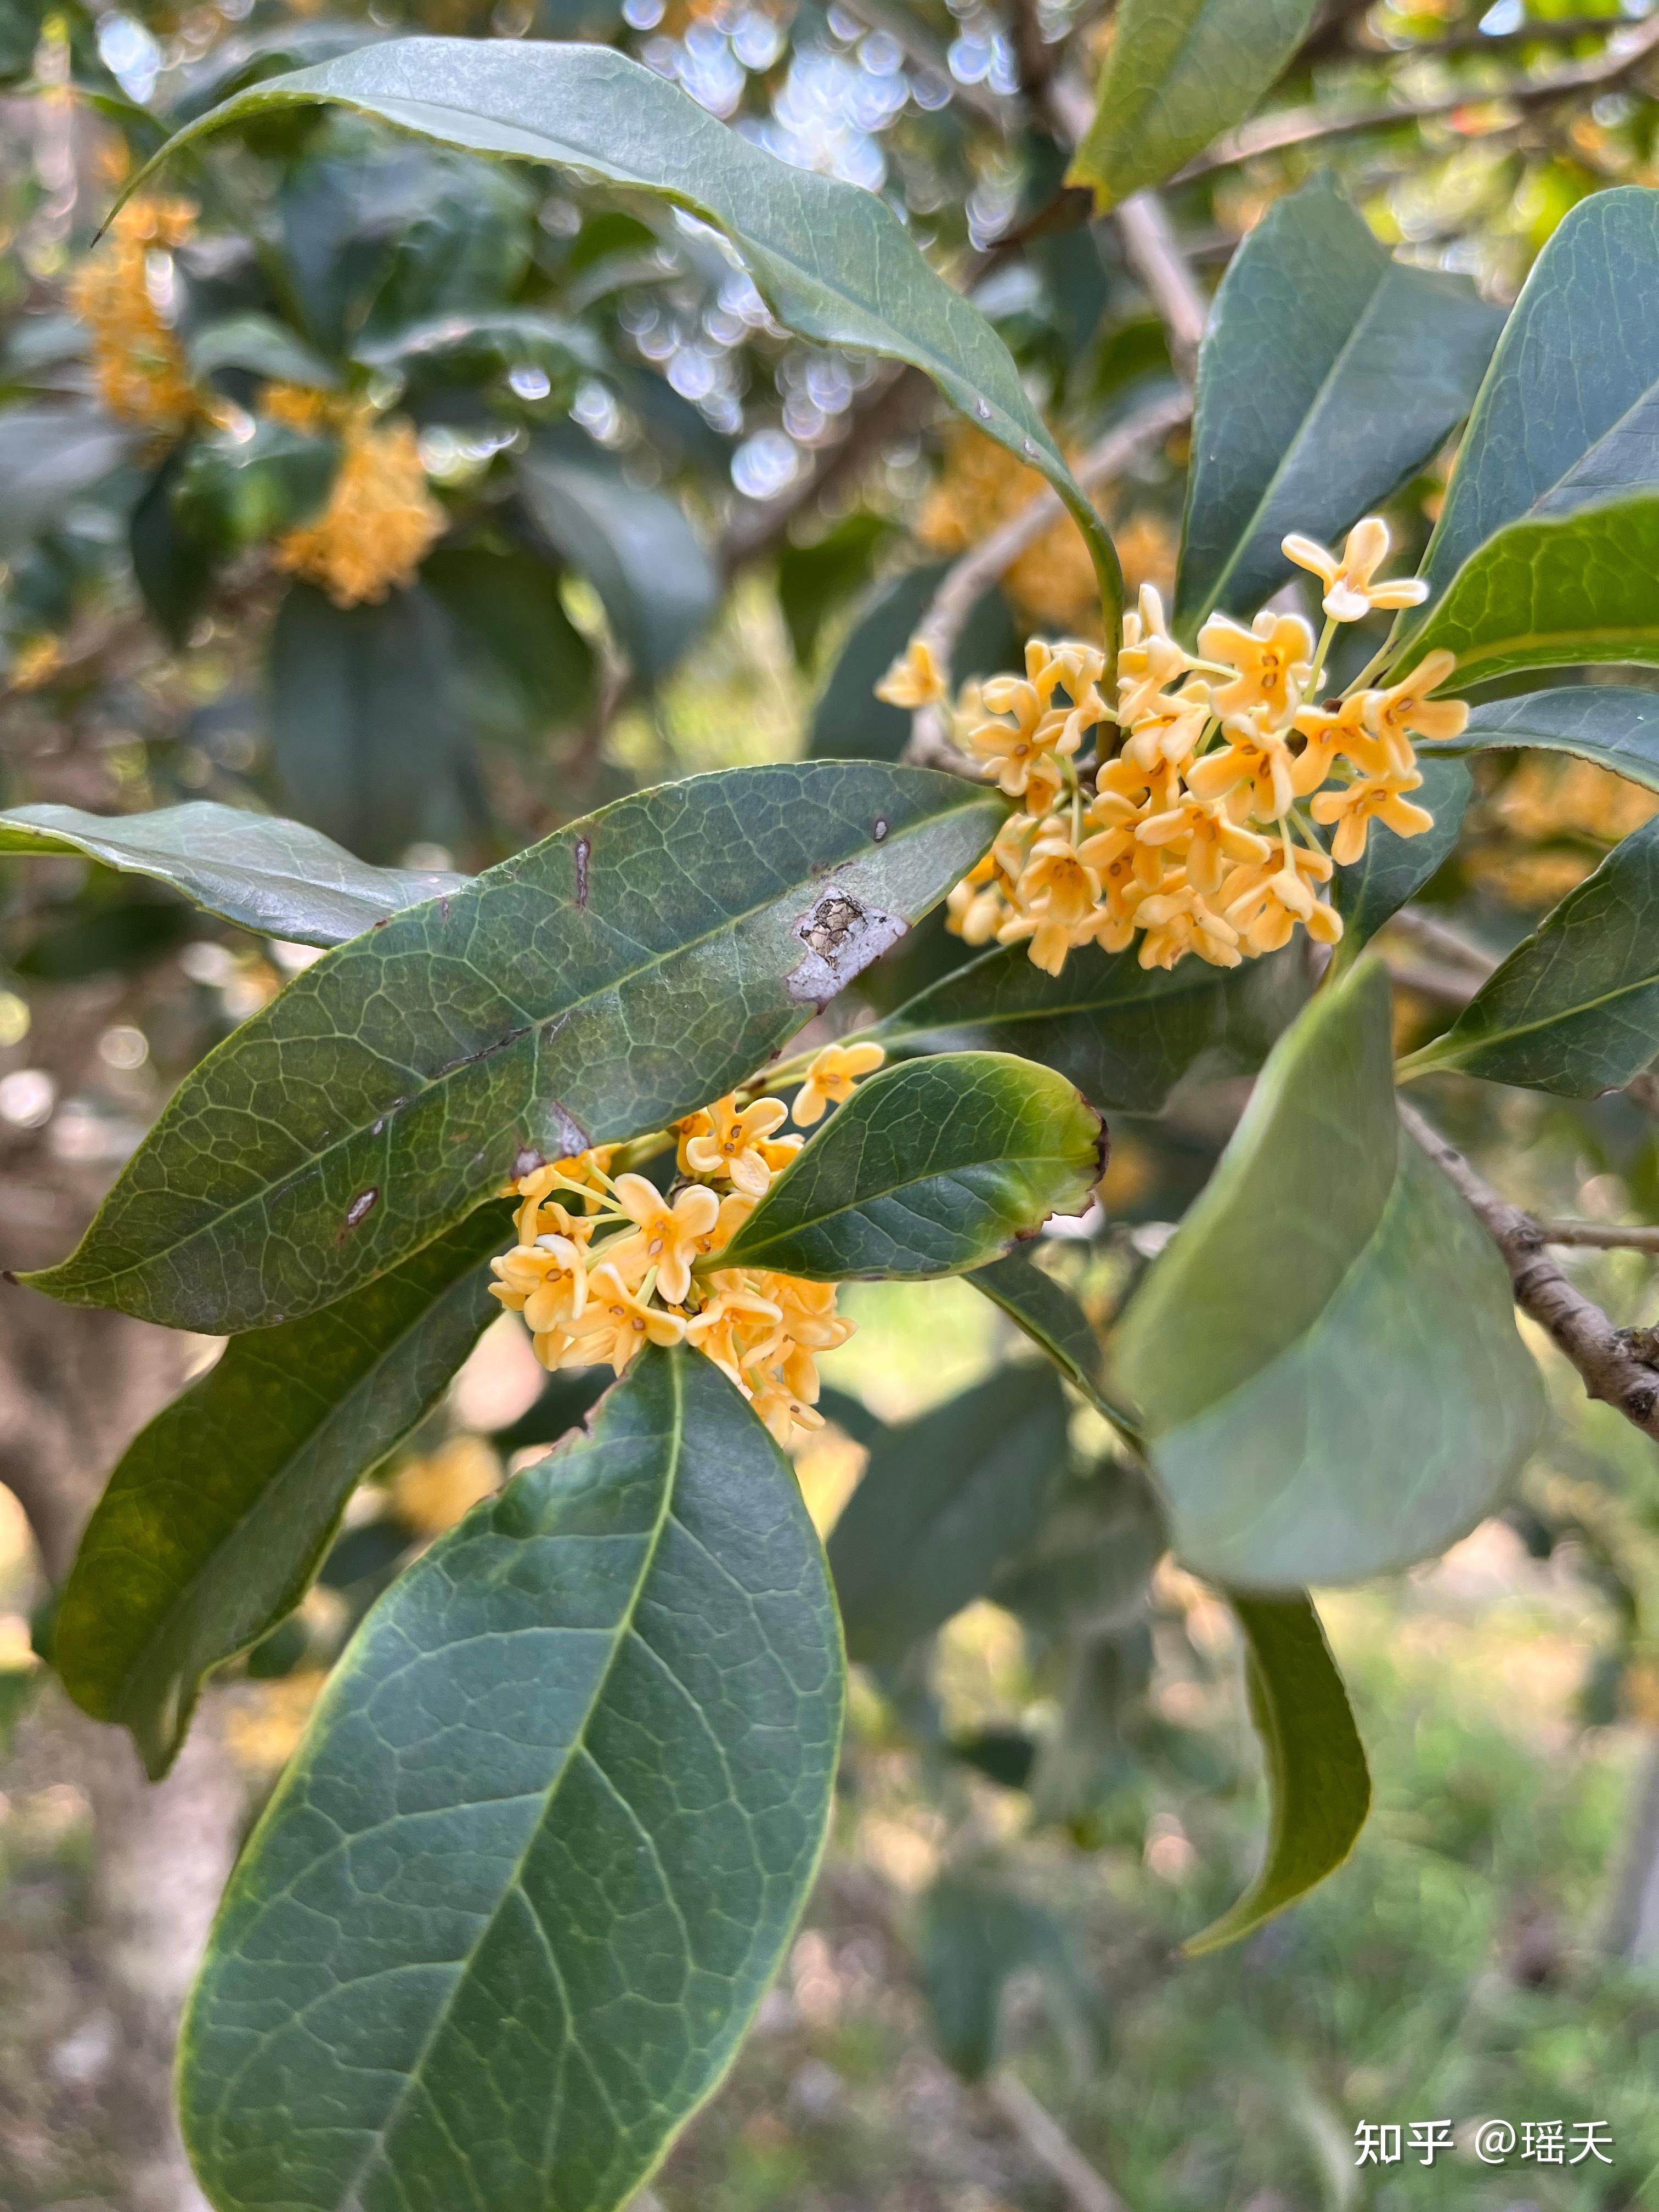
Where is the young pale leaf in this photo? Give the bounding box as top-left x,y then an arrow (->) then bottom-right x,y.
827,1362 -> 1069,1663
1176,174 -> 1500,635
1068,0 -> 1319,211
0,799 -> 467,946
1329,753 -> 1470,954
1184,1594 -> 1370,1953
54,1207 -> 507,1780
874,939 -> 1231,1113
714,1052 -> 1104,1281
1404,816 -> 1659,1095
26,764 -> 1000,1332
1396,494 -> 1659,686
177,1346 -> 843,2212
128,35 -> 1122,627
1114,961 -> 1542,1587
971,1249 -> 1144,1445
1455,685 -> 1659,789
1410,189 -> 1659,623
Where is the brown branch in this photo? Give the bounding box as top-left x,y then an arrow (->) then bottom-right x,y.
1537,1220 -> 1659,1253
1114,192 -> 1210,378
1399,1098 -> 1659,1440
1178,14 -> 1659,182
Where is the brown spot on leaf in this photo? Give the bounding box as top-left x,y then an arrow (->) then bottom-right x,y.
344,1188 -> 379,1230
787,886 -> 907,1006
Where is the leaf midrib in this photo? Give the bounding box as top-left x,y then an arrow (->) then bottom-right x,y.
726,1144 -> 1073,1265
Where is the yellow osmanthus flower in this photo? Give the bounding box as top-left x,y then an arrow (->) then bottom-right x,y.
896,518 -> 1470,975
681,1092 -> 793,1195
792,1040 -> 885,1125
874,636 -> 947,708
8,634 -> 64,691
69,196 -> 205,432
272,399 -> 445,608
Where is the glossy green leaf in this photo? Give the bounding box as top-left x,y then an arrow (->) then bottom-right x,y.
1330,752 -> 1470,954
809,561 -> 1019,763
55,1207 -> 507,1780
27,764 -> 1001,1332
1454,685 -> 1659,789
128,35 -> 1121,625
0,799 -> 467,946
1411,189 -> 1659,622
1114,961 -> 1542,1587
714,1052 -> 1103,1282
188,312 -> 341,390
874,939 -> 1229,1114
827,1362 -> 1069,1663
1184,1594 -> 1370,1953
972,1249 -> 1143,1446
178,1346 -> 843,2212
0,405 -> 136,555
517,437 -> 717,682
173,420 -> 337,552
1068,0 -> 1319,211
1176,174 -> 1500,635
1397,494 -> 1659,687
1405,816 -> 1659,1094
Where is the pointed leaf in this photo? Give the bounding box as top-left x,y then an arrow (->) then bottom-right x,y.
177,1346 -> 843,2212
1068,0 -> 1319,211
54,1207 -> 507,1779
714,1051 -> 1103,1282
129,35 -> 1122,625
1114,962 -> 1542,1587
0,799 -> 468,946
1455,684 -> 1659,790
827,1362 -> 1069,1663
1406,815 -> 1659,1095
972,1249 -> 1143,1446
26,765 -> 1001,1331
1176,174 -> 1500,635
1329,752 -> 1469,953
874,939 -> 1229,1113
917,1874 -> 1103,2081
1184,1594 -> 1370,1953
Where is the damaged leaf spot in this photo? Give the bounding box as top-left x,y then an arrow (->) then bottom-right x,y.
574,836 -> 591,910
344,1188 -> 379,1230
788,889 -> 907,1006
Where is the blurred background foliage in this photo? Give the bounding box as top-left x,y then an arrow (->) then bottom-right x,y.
7,0 -> 1659,2205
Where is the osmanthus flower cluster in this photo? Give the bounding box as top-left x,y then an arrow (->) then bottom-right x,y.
881,518 -> 1471,977
69,196 -> 217,433
488,1041 -> 885,1443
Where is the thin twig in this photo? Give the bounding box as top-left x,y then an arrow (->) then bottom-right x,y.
900,388 -> 1192,769
1114,193 -> 1210,378
1179,15 -> 1659,182
988,2071 -> 1130,2212
1538,1221 -> 1659,1254
1386,956 -> 1483,1006
1383,907 -> 1497,975
1399,1098 -> 1659,1440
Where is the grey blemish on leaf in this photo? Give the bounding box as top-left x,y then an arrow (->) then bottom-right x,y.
574,836 -> 591,909
872,817 -> 889,842
787,888 -> 907,1006
539,1099 -> 590,1159
344,1188 -> 379,1229
512,1145 -> 546,1179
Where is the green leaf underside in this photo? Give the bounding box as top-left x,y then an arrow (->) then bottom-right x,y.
873,939 -> 1229,1114
714,1052 -> 1103,1281
26,764 -> 1000,1333
0,800 -> 469,947
1114,962 -> 1542,1587
1414,815 -> 1659,1094
971,1249 -> 1144,1446
1176,174 -> 1500,635
1068,0 -> 1320,211
1411,189 -> 1659,623
1184,1594 -> 1370,1953
1455,686 -> 1659,789
828,1363 -> 1068,1663
178,1347 -> 843,2212
133,35 -> 1121,628
1398,494 -> 1659,686
55,1208 -> 509,1779
1331,752 -> 1470,952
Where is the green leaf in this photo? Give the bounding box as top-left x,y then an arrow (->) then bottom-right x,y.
827,1362 -> 1070,1663
778,510 -> 893,669
27,764 -> 1001,1331
1411,188 -> 1659,623
1397,494 -> 1659,687
1068,0 -> 1320,211
188,312 -> 342,390
1404,815 -> 1659,1094
356,306 -> 601,391
917,1874 -> 1103,2081
1329,752 -> 1470,955
1454,684 -> 1659,789
1176,173 -> 1500,635
173,420 -> 338,552
874,939 -> 1229,1114
1184,1594 -> 1370,1953
1113,961 -> 1543,1587
127,33 -> 1122,628
422,543 -> 595,746
517,437 -> 717,683
0,407 -> 136,556
971,1249 -> 1143,1445
177,1346 -> 843,2212
714,1052 -> 1104,1282
129,445 -> 216,649
0,799 -> 468,946
54,1207 -> 507,1780
810,561 -> 1019,764
989,1459 -> 1165,1640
